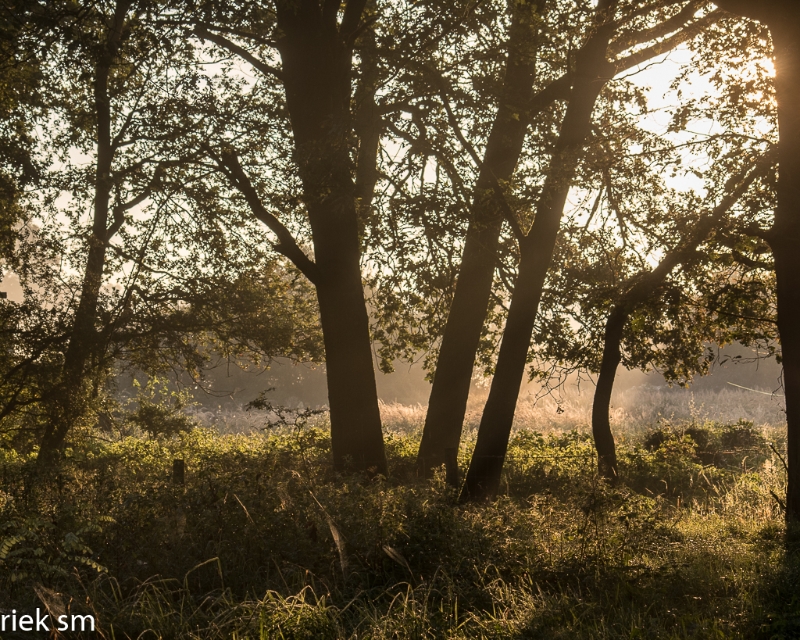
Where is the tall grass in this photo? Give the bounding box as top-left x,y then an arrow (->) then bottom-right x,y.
190,386 -> 786,439
0,408 -> 797,639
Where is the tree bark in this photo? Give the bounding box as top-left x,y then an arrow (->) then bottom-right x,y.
461,0 -> 618,501
592,306 -> 625,480
275,0 -> 387,473
769,12 -> 800,523
716,0 -> 800,523
37,1 -> 130,465
416,0 -> 544,477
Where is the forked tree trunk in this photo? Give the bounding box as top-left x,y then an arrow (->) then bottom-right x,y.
461,0 -> 618,501
418,1 -> 713,481
275,0 -> 387,474
417,0 -> 544,478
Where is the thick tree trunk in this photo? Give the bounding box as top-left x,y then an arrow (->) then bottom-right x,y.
769,13 -> 800,522
717,0 -> 800,523
276,0 -> 387,474
461,0 -> 617,501
416,0 -> 543,478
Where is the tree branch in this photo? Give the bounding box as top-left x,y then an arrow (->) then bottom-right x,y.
609,0 -> 705,56
340,0 -> 369,43
213,147 -> 321,285
731,249 -> 773,270
106,165 -> 166,241
613,9 -> 724,74
522,7 -> 722,125
194,24 -> 284,80
712,0 -> 783,25
744,222 -> 775,243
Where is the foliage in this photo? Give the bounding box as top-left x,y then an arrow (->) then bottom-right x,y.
124,377 -> 197,439
0,418 -> 793,638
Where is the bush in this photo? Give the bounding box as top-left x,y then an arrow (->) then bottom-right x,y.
0,420 -> 788,639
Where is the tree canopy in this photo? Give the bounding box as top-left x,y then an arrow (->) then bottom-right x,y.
3,0 -> 797,517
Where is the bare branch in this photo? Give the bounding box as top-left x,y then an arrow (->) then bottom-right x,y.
194,24 -> 284,80
213,146 -> 321,285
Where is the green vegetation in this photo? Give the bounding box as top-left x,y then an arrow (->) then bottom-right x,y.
1,418 -> 797,639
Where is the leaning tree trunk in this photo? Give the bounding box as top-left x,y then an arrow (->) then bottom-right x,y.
592,306 -> 625,480
416,0 -> 544,478
417,0 -> 711,480
276,0 -> 387,474
590,152 -> 773,481
461,0 -> 617,501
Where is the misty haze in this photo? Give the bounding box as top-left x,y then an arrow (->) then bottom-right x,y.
2,0 -> 799,637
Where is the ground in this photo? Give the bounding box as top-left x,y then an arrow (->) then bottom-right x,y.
0,396 -> 797,639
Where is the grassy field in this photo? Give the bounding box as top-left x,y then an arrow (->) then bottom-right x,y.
1,397 -> 798,639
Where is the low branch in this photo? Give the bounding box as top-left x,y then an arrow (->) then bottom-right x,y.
214,147 -> 321,285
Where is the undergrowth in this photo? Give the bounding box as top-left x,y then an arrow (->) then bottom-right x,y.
0,420 -> 797,639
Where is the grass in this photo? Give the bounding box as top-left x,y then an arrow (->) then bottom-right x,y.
0,409 -> 798,639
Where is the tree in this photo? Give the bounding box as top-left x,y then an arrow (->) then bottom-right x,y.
589,151 -> 776,479
182,0 -> 399,473
710,0 -> 800,524
0,0 -> 42,262
398,0 -> 722,481
1,0 -> 322,462
413,0 -> 550,478
460,0 -> 726,501
28,0 -> 199,463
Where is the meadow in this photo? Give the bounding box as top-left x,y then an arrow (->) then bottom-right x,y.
1,387 -> 797,639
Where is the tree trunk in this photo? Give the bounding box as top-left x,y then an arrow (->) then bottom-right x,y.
276,0 -> 387,474
461,0 -> 617,501
592,306 -> 625,480
769,12 -> 800,522
37,233 -> 110,464
416,0 -> 543,477
37,9 -> 125,464
590,153 -> 773,482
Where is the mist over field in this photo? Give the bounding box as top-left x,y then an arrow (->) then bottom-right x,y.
178,342 -> 786,437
